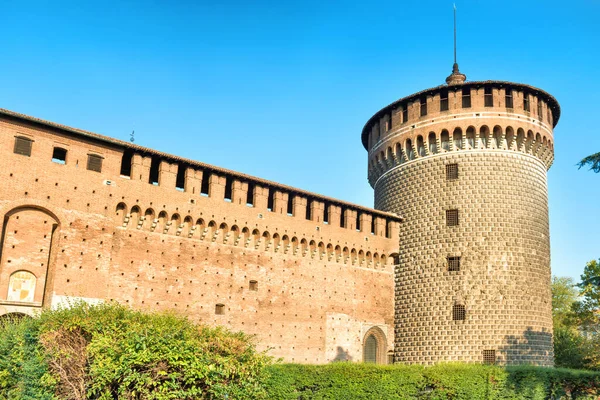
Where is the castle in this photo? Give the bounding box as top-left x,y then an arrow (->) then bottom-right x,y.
0,64 -> 558,366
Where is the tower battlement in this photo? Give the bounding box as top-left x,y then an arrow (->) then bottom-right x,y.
362,81 -> 559,187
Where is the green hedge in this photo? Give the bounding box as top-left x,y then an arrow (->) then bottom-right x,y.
0,303 -> 271,400
3,304 -> 600,399
264,363 -> 600,399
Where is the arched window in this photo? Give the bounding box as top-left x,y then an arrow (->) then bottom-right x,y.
7,271 -> 36,303
406,139 -> 414,160
466,127 -> 476,149
453,128 -> 463,150
506,127 -> 515,150
428,132 -> 437,154
441,130 -> 450,151
416,136 -> 425,157
493,126 -> 503,149
516,128 -> 525,151
479,126 -> 490,149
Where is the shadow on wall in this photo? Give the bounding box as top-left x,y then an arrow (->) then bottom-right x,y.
333,347 -> 353,362
498,327 -> 553,366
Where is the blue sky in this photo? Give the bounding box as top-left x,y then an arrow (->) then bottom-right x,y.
1,1 -> 598,281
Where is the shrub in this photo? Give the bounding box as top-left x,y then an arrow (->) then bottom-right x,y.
0,303 -> 270,400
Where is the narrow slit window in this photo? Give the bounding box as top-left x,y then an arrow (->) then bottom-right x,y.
446,164 -> 459,180
447,256 -> 461,272
87,154 -> 103,173
52,147 -> 67,165
323,203 -> 329,224
119,149 -> 133,176
267,188 -> 275,212
523,92 -> 530,112
484,87 -> 493,107
200,171 -> 210,196
386,114 -> 392,131
175,164 -> 186,191
537,99 -> 543,121
247,182 -> 255,206
453,304 -> 466,320
148,156 -> 160,185
224,176 -> 233,202
483,350 -> 496,365
505,88 -> 513,108
370,217 -> 376,235
440,89 -> 449,112
340,208 -> 346,228
402,105 -> 408,123
305,199 -> 312,220
446,209 -> 459,226
420,96 -> 427,117
249,280 -> 258,291
462,87 -> 471,108
355,211 -> 361,232
286,193 -> 294,215
215,304 -> 225,315
14,136 -> 33,157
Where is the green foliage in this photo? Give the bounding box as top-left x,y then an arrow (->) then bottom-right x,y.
554,326 -> 589,370
265,363 -> 600,399
0,315 -> 57,400
578,152 -> 600,173
574,259 -> 600,328
0,303 -> 270,400
552,276 -> 578,329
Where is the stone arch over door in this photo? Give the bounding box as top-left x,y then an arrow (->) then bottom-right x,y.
0,205 -> 61,308
363,326 -> 388,364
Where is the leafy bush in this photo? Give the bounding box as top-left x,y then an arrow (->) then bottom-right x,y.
265,363 -> 600,399
0,303 -> 270,400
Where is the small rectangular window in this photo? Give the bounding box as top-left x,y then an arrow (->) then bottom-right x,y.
440,89 -> 449,112
215,303 -> 225,315
523,92 -> 530,112
446,164 -> 458,180
51,147 -> 67,164
453,304 -> 466,320
402,105 -> 408,123
484,87 -> 493,107
447,256 -> 461,271
386,115 -> 392,131
14,136 -> 33,157
249,280 -> 258,291
505,88 -> 514,108
446,209 -> 459,226
483,350 -> 496,365
420,96 -> 427,117
461,87 -> 471,108
87,154 -> 103,172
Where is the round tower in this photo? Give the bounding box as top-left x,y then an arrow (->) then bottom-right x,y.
361,65 -> 559,366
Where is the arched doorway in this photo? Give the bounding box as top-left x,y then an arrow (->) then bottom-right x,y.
362,326 -> 388,364
0,312 -> 29,324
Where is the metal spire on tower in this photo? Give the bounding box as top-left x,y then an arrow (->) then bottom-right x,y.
446,3 -> 466,85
